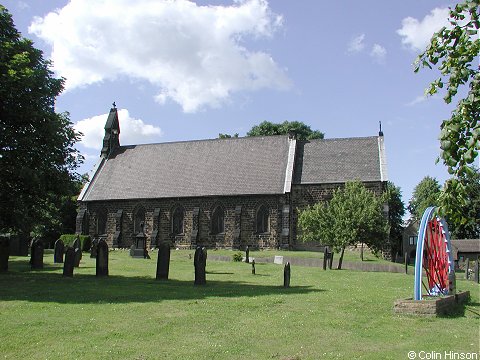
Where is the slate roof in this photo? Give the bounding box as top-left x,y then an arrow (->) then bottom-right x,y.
451,239 -> 480,258
293,137 -> 384,184
80,136 -> 291,201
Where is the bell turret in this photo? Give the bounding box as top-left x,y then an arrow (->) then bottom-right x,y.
100,102 -> 120,158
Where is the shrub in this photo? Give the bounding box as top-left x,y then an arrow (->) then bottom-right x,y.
59,234 -> 91,251
232,252 -> 243,262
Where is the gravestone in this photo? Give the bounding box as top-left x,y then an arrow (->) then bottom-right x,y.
73,236 -> 82,265
194,246 -> 207,285
30,238 -> 44,269
245,245 -> 249,264
96,239 -> 109,277
465,258 -> 470,280
90,238 -> 98,258
7,234 -> 28,256
0,236 -> 9,272
283,262 -> 291,288
405,252 -> 409,275
251,259 -> 255,275
63,247 -> 75,277
474,259 -> 479,284
74,248 -> 82,267
156,242 -> 171,280
131,223 -> 147,258
54,239 -> 64,263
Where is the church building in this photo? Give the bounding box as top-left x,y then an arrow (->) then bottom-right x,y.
76,106 -> 388,250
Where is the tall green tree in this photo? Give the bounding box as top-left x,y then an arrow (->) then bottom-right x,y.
445,165 -> 480,239
385,181 -> 406,259
298,181 -> 388,269
408,176 -> 441,221
414,0 -> 479,223
247,120 -> 324,140
0,6 -> 82,237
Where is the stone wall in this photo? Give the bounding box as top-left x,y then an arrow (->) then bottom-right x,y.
77,194 -> 286,250
393,291 -> 470,316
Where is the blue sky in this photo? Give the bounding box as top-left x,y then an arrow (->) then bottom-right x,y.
4,0 -> 462,211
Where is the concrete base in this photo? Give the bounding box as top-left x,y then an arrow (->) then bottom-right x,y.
394,291 -> 470,316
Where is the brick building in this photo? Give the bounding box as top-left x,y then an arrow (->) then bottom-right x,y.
76,106 -> 388,249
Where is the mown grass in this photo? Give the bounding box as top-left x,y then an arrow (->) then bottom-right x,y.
1,250 -> 478,360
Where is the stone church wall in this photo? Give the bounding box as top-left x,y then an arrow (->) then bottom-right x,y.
78,194 -> 287,250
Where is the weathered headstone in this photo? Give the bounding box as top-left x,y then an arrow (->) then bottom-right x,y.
73,236 -> 82,266
63,247 -> 75,277
245,245 -> 249,264
194,246 -> 207,285
96,239 -> 109,277
0,236 -> 9,272
54,239 -> 64,263
74,248 -> 82,267
283,262 -> 291,288
474,259 -> 479,284
465,258 -> 470,280
30,238 -> 44,269
156,242 -> 171,280
90,238 -> 98,258
251,259 -> 255,275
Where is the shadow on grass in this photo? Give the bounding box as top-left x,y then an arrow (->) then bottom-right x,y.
0,271 -> 323,305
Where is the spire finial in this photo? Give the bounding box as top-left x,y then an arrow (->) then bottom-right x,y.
379,121 -> 384,137
112,101 -> 116,109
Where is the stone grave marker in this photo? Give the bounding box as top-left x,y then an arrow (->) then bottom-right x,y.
323,246 -> 329,270
0,236 -> 9,272
274,255 -> 283,265
194,246 -> 207,285
54,239 -> 64,263
30,238 -> 44,270
74,248 -> 82,268
251,259 -> 255,275
63,247 -> 75,277
90,238 -> 98,258
156,242 -> 171,280
465,258 -> 470,280
283,262 -> 291,288
245,245 -> 249,264
474,259 -> 479,284
73,236 -> 82,266
96,239 -> 109,277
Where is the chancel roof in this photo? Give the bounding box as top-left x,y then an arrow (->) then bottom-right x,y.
293,137 -> 386,184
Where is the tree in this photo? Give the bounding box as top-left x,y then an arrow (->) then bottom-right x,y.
298,181 -> 389,269
414,0 -> 479,223
445,165 -> 480,239
408,176 -> 441,221
0,6 -> 82,238
385,181 -> 406,259
218,133 -> 238,139
247,120 -> 324,140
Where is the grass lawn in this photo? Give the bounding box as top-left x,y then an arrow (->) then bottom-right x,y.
1,250 -> 479,360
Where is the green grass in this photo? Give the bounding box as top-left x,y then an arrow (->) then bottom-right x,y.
1,250 -> 479,360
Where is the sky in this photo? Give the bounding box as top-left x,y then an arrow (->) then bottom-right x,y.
3,0 -> 469,212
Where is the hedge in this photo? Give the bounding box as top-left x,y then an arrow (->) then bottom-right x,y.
59,234 -> 91,252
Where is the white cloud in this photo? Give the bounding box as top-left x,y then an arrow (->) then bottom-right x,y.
370,44 -> 387,64
347,34 -> 366,53
28,0 -> 290,113
74,109 -> 162,150
397,7 -> 450,51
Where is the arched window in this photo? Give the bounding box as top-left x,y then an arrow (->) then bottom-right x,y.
134,206 -> 145,234
172,206 -> 184,235
97,208 -> 108,235
211,206 -> 224,235
256,205 -> 269,233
